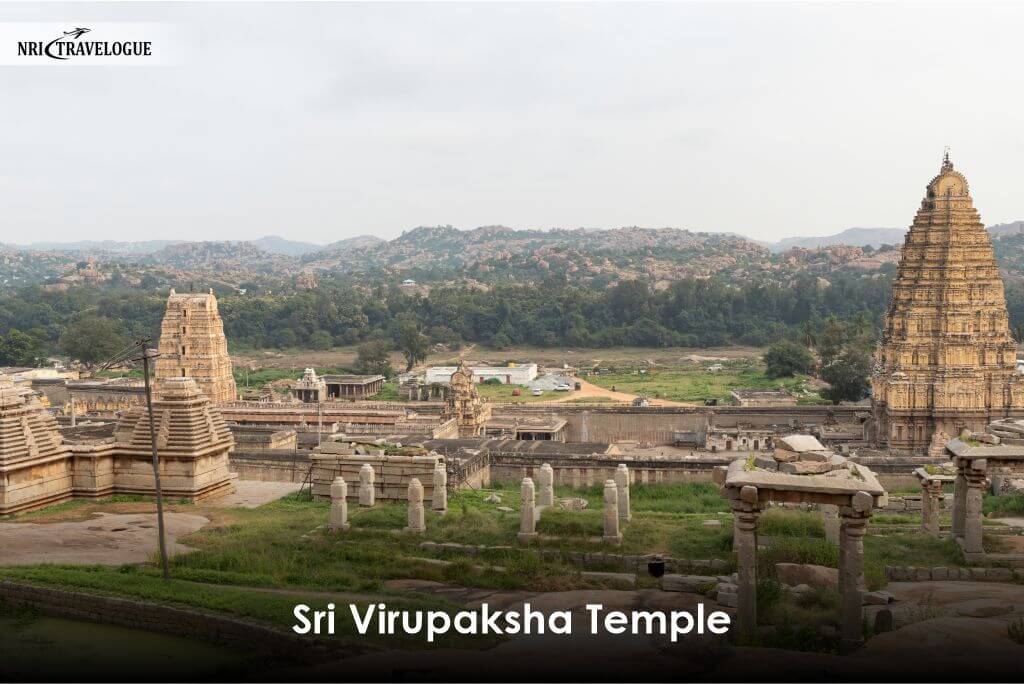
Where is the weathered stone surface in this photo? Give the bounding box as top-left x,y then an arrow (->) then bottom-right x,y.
863,591 -> 894,605
931,566 -> 949,581
661,574 -> 718,593
775,563 -> 838,590
580,571 -> 636,587
871,156 -> 1024,451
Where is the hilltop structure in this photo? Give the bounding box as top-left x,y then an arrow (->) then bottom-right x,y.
870,153 -> 1024,453
155,289 -> 237,404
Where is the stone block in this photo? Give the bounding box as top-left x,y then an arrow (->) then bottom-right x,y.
930,566 -> 948,581
915,567 -> 931,581
862,591 -> 894,605
716,591 -> 738,608
969,567 -> 988,581
775,563 -> 838,589
986,567 -> 1013,582
661,574 -> 719,593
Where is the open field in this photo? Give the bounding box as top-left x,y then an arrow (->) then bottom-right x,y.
586,358 -> 826,404
229,344 -> 767,372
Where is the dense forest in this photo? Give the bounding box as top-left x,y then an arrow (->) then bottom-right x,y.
0,270 -> 900,363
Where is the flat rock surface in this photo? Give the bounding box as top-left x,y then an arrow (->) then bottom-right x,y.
0,512 -> 209,565
209,480 -> 303,508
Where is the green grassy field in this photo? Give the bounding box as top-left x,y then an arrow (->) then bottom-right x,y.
586,359 -> 824,404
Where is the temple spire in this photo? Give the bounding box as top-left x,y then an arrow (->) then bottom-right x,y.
942,146 -> 953,172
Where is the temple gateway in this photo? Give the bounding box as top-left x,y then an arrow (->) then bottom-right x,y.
870,154 -> 1024,454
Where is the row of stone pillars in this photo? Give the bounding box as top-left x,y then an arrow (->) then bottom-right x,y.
518,463 -> 632,544
329,461 -> 448,533
732,487 -> 872,654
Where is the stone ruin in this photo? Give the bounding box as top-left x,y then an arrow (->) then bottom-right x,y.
944,419 -> 1024,560
0,374 -> 237,515
311,440 -> 446,510
716,434 -> 887,653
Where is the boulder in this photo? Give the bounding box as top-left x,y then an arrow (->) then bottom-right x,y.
557,497 -> 589,511
484,493 -> 502,504
863,591 -> 895,605
775,563 -> 838,590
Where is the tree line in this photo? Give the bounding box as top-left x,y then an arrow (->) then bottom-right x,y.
0,272 -> 897,366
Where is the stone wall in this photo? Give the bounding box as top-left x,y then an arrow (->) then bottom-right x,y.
230,449 -> 310,483
311,443 -> 442,502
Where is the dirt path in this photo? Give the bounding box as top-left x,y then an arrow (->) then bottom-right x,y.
545,377 -> 696,407
0,512 -> 209,565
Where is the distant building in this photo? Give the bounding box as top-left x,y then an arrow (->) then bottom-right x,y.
426,363 -> 538,386
729,388 -> 797,407
321,374 -> 386,400
401,278 -> 416,287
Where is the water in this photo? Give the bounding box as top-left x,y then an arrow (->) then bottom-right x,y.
0,606 -> 260,681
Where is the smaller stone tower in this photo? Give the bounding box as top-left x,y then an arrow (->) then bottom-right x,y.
0,375 -> 73,514
156,289 -> 237,404
113,377 -> 236,500
442,362 -> 491,437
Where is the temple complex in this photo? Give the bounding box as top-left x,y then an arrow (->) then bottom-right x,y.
155,289 -> 238,404
870,153 -> 1024,453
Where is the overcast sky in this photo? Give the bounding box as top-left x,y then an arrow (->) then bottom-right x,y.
3,1 -> 1024,246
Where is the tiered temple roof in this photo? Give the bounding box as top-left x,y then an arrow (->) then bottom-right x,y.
871,153 -> 1024,453
115,377 -> 234,456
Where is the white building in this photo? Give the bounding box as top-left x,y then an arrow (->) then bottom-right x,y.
425,363 -> 539,386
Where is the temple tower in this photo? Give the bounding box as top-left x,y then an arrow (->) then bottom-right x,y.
871,153 -> 1024,453
156,289 -> 237,404
442,362 -> 491,437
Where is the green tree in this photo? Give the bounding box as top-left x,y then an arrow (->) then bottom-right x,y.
355,339 -> 394,378
309,330 -> 333,351
58,316 -> 125,369
820,346 -> 872,404
394,323 -> 429,372
0,329 -> 45,367
764,340 -> 814,378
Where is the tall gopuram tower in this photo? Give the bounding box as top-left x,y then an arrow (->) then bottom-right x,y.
155,289 -> 238,404
871,153 -> 1024,454
442,362 -> 491,437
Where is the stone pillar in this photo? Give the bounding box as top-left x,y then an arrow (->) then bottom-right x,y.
964,460 -> 987,560
821,504 -> 840,545
614,464 -> 631,522
359,464 -> 376,507
517,477 -> 538,543
952,464 -> 967,538
432,462 -> 448,513
329,476 -> 350,532
603,479 -> 622,545
405,478 -> 425,533
920,479 -> 942,537
731,485 -> 760,641
537,463 -> 554,507
839,491 -> 872,654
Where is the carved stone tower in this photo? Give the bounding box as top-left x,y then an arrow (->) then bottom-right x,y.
442,362 -> 491,437
155,289 -> 237,404
871,153 -> 1024,453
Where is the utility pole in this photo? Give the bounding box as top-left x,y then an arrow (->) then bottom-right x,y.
138,340 -> 170,581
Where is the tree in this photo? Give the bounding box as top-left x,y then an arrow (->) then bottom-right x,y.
820,346 -> 872,404
816,315 -> 846,367
309,330 -> 333,351
0,329 -> 45,367
764,341 -> 814,378
394,323 -> 429,371
355,339 -> 394,378
58,316 -> 125,369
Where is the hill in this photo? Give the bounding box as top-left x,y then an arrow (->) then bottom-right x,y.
769,228 -> 907,252
250,235 -> 323,256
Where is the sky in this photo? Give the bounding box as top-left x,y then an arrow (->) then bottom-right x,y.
2,1 -> 1024,246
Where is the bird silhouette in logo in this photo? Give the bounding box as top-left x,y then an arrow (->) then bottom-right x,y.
62,28 -> 90,40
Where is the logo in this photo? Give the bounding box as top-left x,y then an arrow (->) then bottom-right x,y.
17,26 -> 153,61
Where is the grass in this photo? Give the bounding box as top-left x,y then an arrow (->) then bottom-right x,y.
586,359 -> 823,404
984,493 -> 1024,517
